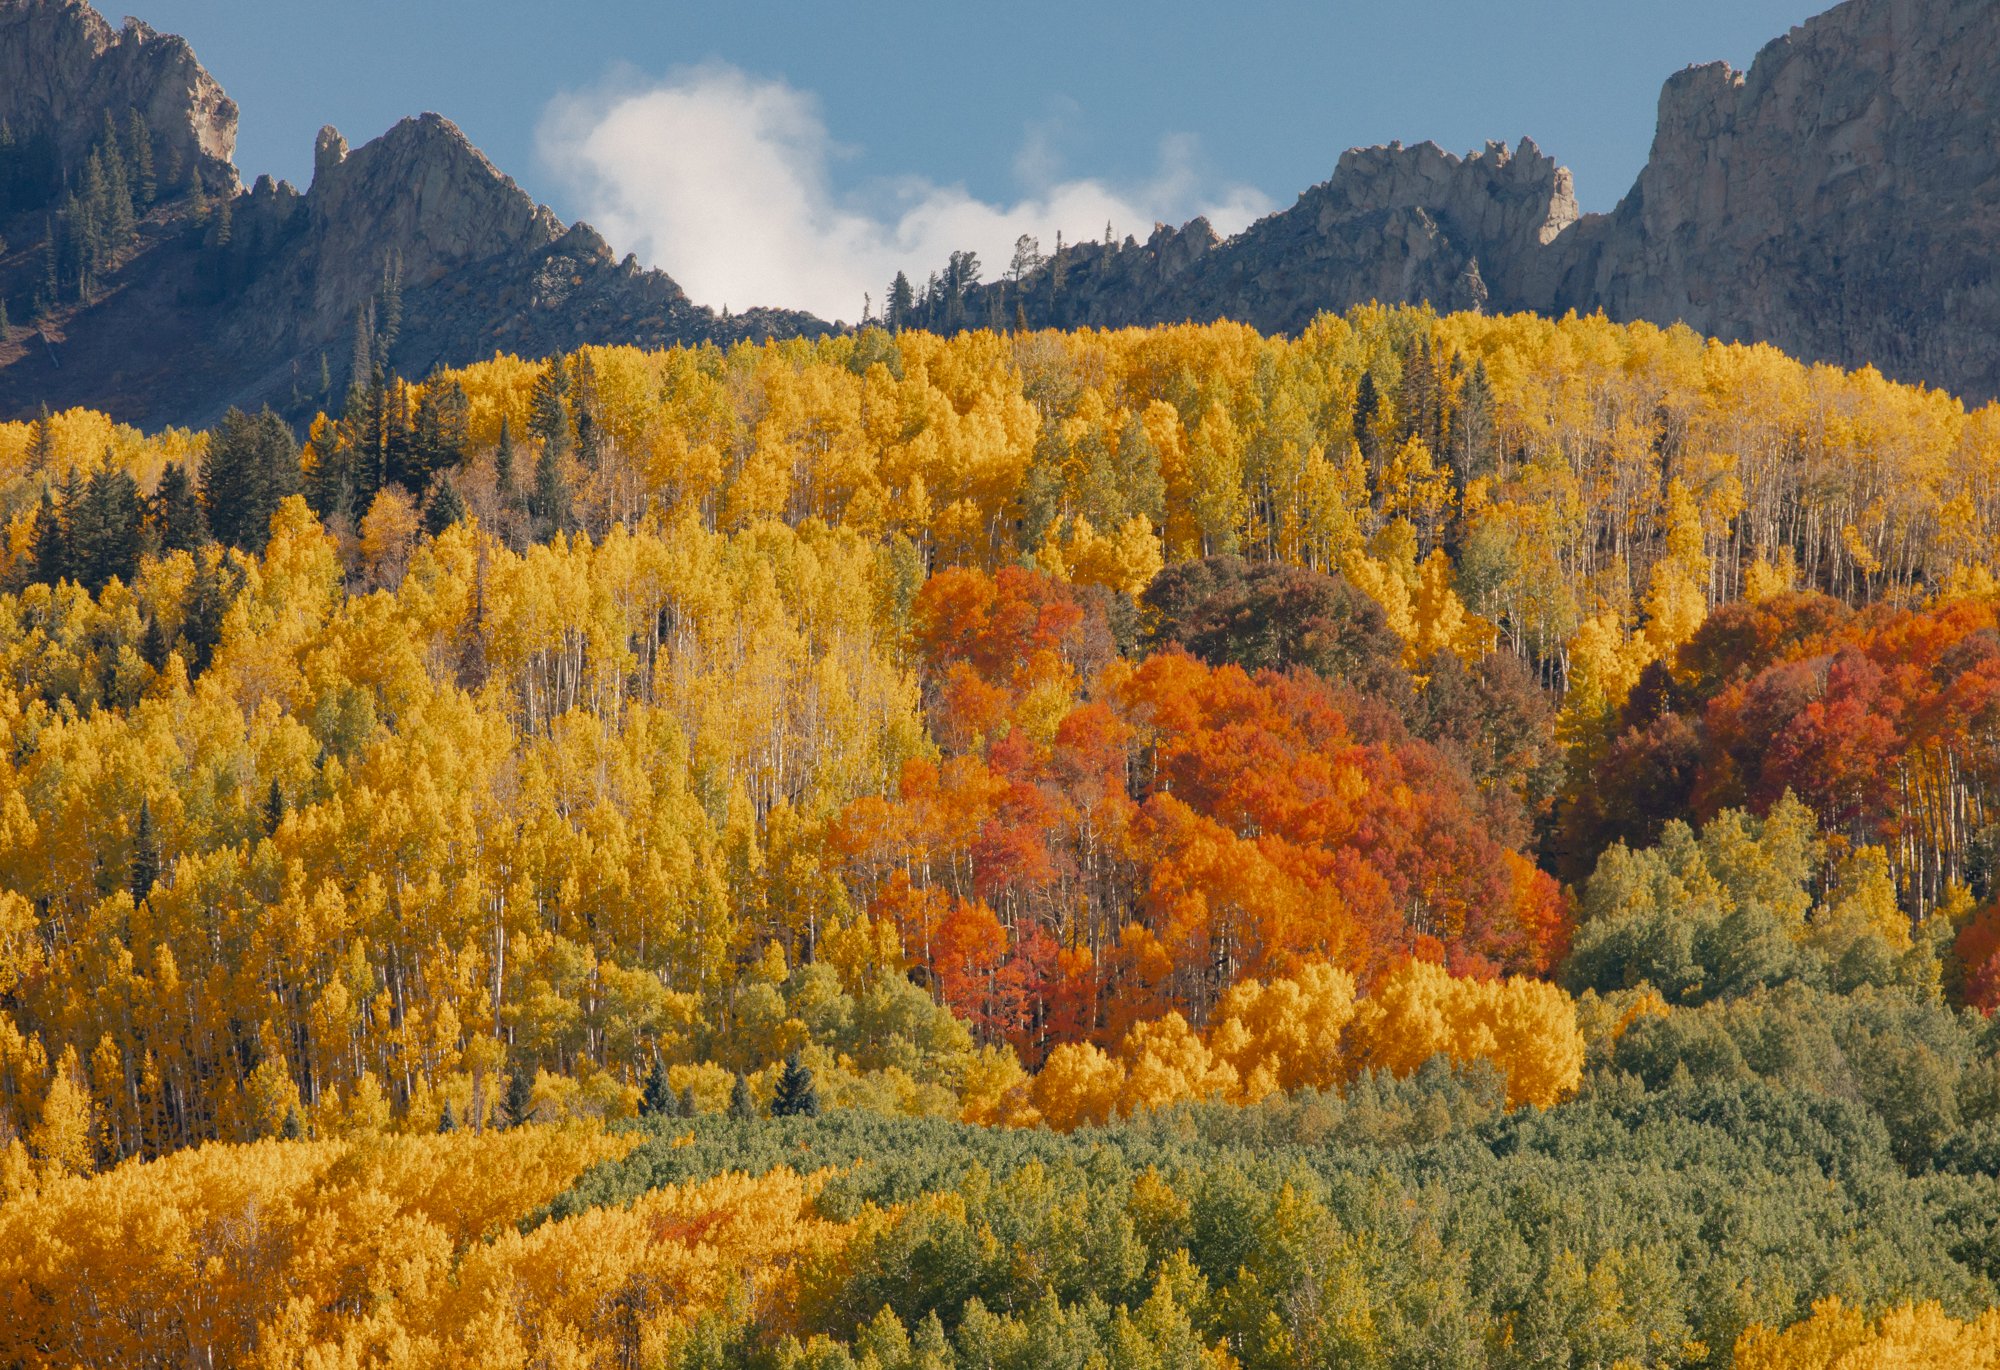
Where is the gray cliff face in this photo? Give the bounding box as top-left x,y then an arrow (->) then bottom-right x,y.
972,0 -> 2000,401
1564,0 -> 2000,394
4,0 -> 1998,426
0,0 -> 237,189
0,2 -> 830,428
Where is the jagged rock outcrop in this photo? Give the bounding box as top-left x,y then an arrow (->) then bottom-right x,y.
0,0 -> 236,190
1554,0 -> 2000,396
0,0 -> 829,428
961,0 -> 2000,402
4,0 -> 1998,424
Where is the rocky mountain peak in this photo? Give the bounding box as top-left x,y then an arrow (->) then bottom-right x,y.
0,0 -> 237,191
0,0 -> 832,427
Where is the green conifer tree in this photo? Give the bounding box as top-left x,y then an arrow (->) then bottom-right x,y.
128,798 -> 159,906
505,1067 -> 536,1128
423,473 -> 467,537
770,1053 -> 820,1118
152,461 -> 209,552
641,1057 -> 674,1118
139,615 -> 168,671
530,443 -> 572,541
29,486 -> 67,586
728,1072 -> 757,1120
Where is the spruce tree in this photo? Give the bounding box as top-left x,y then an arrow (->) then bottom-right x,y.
886,272 -> 914,332
152,461 -> 209,552
423,472 -> 467,537
528,361 -> 572,461
375,255 -> 403,362
201,407 -> 299,551
437,1100 -> 458,1133
28,486 -> 67,586
408,379 -> 469,491
504,1067 -> 536,1128
530,444 -> 572,541
127,108 -> 155,205
678,1085 -> 696,1118
570,351 -> 603,470
281,1105 -> 303,1141
139,615 -> 168,671
640,1057 -> 673,1118
1354,370 -> 1382,473
263,777 -> 286,836
28,403 -> 54,476
128,798 -> 159,906
72,463 -> 142,592
349,302 -> 375,391
727,1071 -> 757,1120
181,553 -> 233,676
770,1052 -> 820,1118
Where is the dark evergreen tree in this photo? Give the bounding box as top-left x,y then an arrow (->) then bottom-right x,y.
504,1067 -> 536,1128
1353,370 -> 1382,474
529,443 -> 572,541
727,1071 -> 757,1120
375,254 -> 403,363
303,428 -> 355,526
437,1100 -> 458,1133
571,352 -> 604,470
770,1052 -> 821,1118
152,461 -> 208,552
423,473 -> 467,537
181,553 -> 232,675
886,271 -> 914,333
28,486 -> 68,586
28,403 -> 54,476
678,1085 -> 696,1118
201,407 -> 300,551
280,1106 -> 303,1141
128,798 -> 159,906
640,1057 -> 674,1118
407,379 -> 470,491
1399,338 -> 1441,450
71,462 -> 143,592
528,360 -> 572,461
348,301 -> 375,392
263,777 -> 287,836
139,615 -> 168,671
126,108 -> 156,205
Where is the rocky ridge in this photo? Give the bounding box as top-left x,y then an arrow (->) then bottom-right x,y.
2,0 -> 1997,426
967,0 -> 2000,401
0,0 -> 828,428
0,0 -> 236,192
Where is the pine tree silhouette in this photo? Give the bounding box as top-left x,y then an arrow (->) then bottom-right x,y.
770,1052 -> 821,1118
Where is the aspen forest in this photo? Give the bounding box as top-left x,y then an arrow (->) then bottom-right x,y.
4,307 -> 2000,1368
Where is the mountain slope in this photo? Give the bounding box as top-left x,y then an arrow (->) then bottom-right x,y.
0,0 -> 830,429
939,0 -> 2000,401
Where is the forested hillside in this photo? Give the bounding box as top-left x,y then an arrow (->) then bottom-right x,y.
4,307 -> 2000,1367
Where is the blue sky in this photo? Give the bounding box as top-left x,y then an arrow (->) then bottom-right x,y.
136,1 -> 1831,319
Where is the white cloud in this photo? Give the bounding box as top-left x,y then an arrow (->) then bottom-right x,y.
538,63 -> 1273,323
